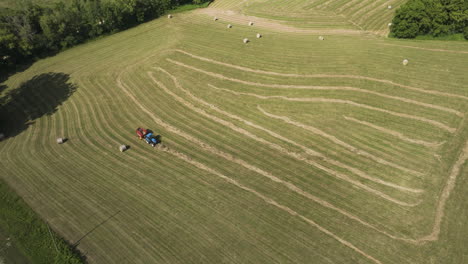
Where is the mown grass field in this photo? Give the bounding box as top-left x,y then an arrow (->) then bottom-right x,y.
1,0 -> 468,263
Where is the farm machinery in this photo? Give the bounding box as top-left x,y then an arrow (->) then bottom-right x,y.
136,127 -> 160,147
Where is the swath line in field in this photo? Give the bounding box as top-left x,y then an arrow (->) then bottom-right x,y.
256,105 -> 426,176
150,70 -> 422,203
172,50 -> 468,100
159,145 -> 383,264
118,71 -> 426,243
208,84 -> 455,133
343,116 -> 443,148
166,57 -> 461,117
153,68 -> 424,195
419,140 -> 468,243
377,43 -> 468,54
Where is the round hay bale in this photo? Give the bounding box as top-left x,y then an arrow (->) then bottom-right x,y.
387,5 -> 392,9
388,23 -> 392,27
119,145 -> 128,152
0,133 -> 4,140
249,21 -> 254,26
227,24 -> 232,28
214,17 -> 218,21
243,38 -> 249,44
57,137 -> 65,144
318,36 -> 324,40
256,33 -> 262,38
167,14 -> 172,19
402,59 -> 409,66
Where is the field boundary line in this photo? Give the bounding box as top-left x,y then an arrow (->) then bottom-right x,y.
172,49 -> 468,100
343,116 -> 443,147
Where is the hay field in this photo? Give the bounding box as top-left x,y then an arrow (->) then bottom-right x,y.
1,0 -> 468,263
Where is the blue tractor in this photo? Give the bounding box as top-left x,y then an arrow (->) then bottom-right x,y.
144,132 -> 160,147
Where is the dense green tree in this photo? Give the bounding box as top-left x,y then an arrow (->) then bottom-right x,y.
391,0 -> 468,39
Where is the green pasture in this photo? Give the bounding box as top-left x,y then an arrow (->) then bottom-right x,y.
1,0 -> 468,263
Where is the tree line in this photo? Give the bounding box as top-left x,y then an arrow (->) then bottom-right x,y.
390,0 -> 467,39
0,0 -> 210,70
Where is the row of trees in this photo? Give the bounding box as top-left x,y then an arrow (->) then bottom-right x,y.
0,0 -> 209,70
390,0 -> 468,39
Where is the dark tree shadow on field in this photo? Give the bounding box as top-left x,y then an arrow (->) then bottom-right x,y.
0,72 -> 77,139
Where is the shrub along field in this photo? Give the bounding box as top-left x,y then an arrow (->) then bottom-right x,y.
1,0 -> 467,263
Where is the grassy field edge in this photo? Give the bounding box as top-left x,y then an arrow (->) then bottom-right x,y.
0,179 -> 86,264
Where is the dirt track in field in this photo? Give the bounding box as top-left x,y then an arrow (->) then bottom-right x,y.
172,49 -> 468,101
195,8 -> 364,35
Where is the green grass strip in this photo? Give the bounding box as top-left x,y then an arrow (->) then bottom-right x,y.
0,180 -> 85,264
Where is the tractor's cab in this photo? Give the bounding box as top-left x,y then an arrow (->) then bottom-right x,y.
144,132 -> 160,147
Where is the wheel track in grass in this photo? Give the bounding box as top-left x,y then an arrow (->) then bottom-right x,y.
149,69 -> 423,205
209,83 -> 456,134
171,50 -> 468,101
343,116 -> 443,148
153,67 -> 424,195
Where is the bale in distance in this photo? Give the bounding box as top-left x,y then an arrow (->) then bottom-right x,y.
402,59 -> 409,66
256,33 -> 262,38
57,137 -> 65,144
214,17 -> 218,21
243,38 -> 249,44
388,23 -> 392,27
120,145 -> 128,152
248,21 -> 254,26
227,24 -> 232,28
318,36 -> 324,40
168,14 -> 172,19
387,5 -> 392,9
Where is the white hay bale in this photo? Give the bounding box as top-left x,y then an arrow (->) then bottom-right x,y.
243,38 -> 249,44
318,36 -> 324,40
256,33 -> 262,38
402,59 -> 409,66
249,21 -> 254,26
57,138 -> 64,144
227,24 -> 232,28
214,17 -> 218,21
388,23 -> 392,27
167,14 -> 172,19
0,133 -> 4,140
119,145 -> 128,152
387,5 -> 392,9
